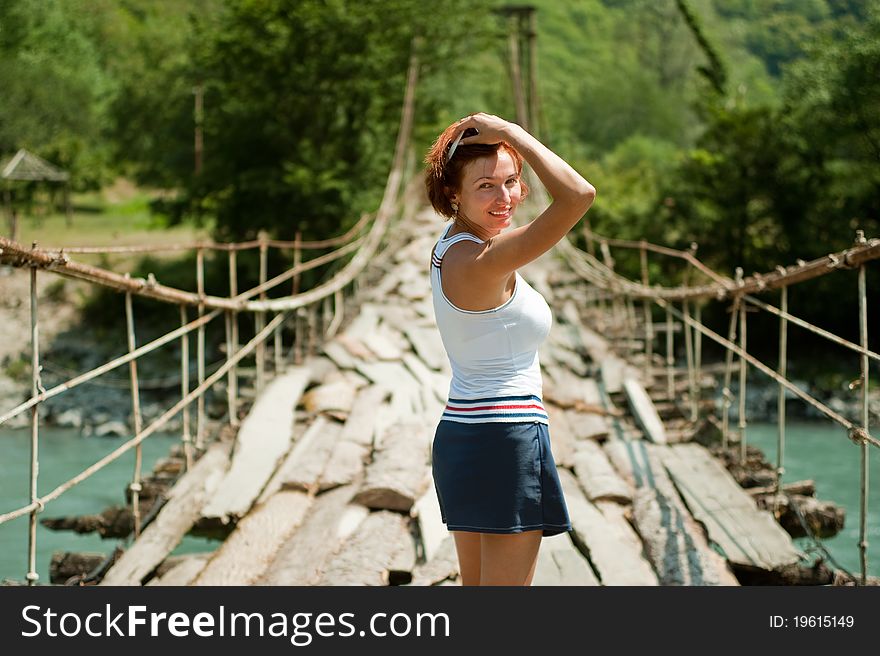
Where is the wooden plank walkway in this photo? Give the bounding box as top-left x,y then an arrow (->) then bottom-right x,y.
98,205 -> 811,587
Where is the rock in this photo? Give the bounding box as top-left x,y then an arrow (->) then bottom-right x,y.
55,408 -> 83,429
94,420 -> 129,438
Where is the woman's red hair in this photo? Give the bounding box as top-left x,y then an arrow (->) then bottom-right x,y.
423,121 -> 529,220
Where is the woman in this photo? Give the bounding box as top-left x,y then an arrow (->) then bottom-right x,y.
424,112 -> 596,586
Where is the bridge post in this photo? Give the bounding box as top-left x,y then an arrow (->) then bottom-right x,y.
856,230 -> 870,585
683,299 -> 697,422
26,247 -> 41,586
775,281 -> 788,514
640,244 -> 653,383
665,303 -> 674,400
256,231 -> 268,392
293,231 -> 303,365
721,289 -> 741,450
695,302 -> 702,420
196,247 -> 206,450
124,282 -> 144,538
683,245 -> 698,422
738,270 -> 749,464
307,304 -> 318,356
179,305 -> 193,470
228,249 -> 239,427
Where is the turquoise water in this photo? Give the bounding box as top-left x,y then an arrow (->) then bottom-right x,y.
0,426 -> 218,584
744,421 -> 880,578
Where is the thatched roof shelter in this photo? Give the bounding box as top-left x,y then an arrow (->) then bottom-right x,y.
2,149 -> 72,241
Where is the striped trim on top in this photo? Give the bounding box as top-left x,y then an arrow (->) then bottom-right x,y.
442,394 -> 549,424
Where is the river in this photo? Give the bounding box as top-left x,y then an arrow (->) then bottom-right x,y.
0,426 -> 218,584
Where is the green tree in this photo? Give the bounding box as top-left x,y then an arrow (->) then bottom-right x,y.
177,0 -> 485,242
0,0 -> 114,188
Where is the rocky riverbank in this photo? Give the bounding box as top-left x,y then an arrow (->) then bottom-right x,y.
0,265 -> 226,436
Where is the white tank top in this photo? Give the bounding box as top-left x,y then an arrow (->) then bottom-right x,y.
430,223 -> 552,424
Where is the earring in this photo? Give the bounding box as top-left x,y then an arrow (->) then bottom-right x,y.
451,202 -> 459,214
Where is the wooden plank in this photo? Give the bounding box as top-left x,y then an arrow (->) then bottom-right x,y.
543,366 -> 602,407
260,483 -> 369,585
557,469 -> 655,586
319,439 -> 369,492
561,300 -> 608,362
357,360 -> 424,423
603,438 -> 657,490
362,302 -> 418,327
566,409 -> 610,442
339,385 -> 389,447
632,483 -> 740,585
595,500 -> 660,585
343,306 -> 380,340
278,416 -> 343,492
323,340 -> 358,370
572,440 -> 632,504
353,419 -> 432,512
623,377 -> 667,444
411,478 -> 449,564
549,343 -> 589,376
318,510 -> 417,586
100,438 -> 232,586
336,333 -> 375,362
544,405 -> 575,468
362,329 -> 405,361
146,554 -> 210,586
192,490 -> 311,585
402,352 -> 449,404
533,533 -> 599,586
201,368 -> 310,523
399,279 -> 429,301
410,535 -> 459,586
300,378 -> 358,415
660,443 -> 802,570
404,325 -> 447,371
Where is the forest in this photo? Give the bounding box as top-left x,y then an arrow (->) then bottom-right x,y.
1,0 -> 878,358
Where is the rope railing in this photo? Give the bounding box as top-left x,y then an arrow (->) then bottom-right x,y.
0,44 -> 421,585
560,224 -> 877,585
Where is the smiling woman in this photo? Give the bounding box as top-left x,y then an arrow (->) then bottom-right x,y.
422,112 -> 595,586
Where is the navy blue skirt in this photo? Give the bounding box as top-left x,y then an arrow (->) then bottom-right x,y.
431,420 -> 572,536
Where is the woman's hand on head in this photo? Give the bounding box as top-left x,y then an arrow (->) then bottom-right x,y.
455,113 -> 520,145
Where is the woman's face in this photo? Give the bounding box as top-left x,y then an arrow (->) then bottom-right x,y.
450,150 -> 522,235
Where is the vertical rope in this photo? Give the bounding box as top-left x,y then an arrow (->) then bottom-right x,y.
775,283 -> 788,514
683,300 -> 697,421
695,302 -> 702,422
257,231 -> 268,392
179,305 -> 192,470
26,248 -> 40,586
738,291 -> 749,465
721,295 -> 741,450
327,288 -> 344,339
665,303 -> 674,400
124,285 -> 143,538
196,247 -> 205,450
856,230 -> 870,585
293,231 -> 303,365
307,305 -> 318,356
224,310 -> 236,427
227,250 -> 239,428
640,244 -> 653,383
322,295 -> 331,338
582,220 -> 595,257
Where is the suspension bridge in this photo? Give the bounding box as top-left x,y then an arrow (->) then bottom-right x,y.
1,51 -> 878,588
